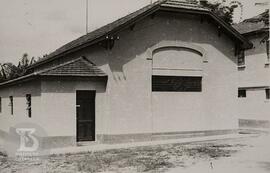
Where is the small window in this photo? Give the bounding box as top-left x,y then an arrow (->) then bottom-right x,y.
238,89 -> 246,98
26,94 -> 31,118
237,50 -> 245,66
0,97 -> 2,113
266,89 -> 270,100
9,96 -> 13,115
266,40 -> 269,61
152,76 -> 202,92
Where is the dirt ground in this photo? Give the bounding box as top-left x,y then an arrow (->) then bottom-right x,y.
0,133 -> 269,173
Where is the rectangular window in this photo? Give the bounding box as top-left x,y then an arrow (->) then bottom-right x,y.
152,76 -> 202,92
238,50 -> 245,66
26,94 -> 31,118
0,97 -> 2,113
9,96 -> 13,115
238,89 -> 246,98
266,89 -> 270,100
267,40 -> 269,61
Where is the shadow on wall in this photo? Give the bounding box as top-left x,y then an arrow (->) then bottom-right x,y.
0,80 -> 41,98
41,77 -> 108,94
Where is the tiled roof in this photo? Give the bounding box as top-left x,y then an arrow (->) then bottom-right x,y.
0,57 -> 107,87
27,0 -> 252,70
40,57 -> 107,77
28,0 -> 165,69
161,0 -> 208,11
233,10 -> 269,35
233,22 -> 267,34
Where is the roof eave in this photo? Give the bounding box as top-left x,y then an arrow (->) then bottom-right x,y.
0,74 -> 107,88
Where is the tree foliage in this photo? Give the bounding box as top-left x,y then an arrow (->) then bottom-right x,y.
201,0 -> 238,25
0,53 -> 37,82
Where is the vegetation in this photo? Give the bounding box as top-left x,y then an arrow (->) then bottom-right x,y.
0,53 -> 36,82
201,0 -> 239,25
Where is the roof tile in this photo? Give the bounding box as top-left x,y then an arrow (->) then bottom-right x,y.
40,57 -> 107,77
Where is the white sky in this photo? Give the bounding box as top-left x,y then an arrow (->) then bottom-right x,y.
0,0 -> 268,64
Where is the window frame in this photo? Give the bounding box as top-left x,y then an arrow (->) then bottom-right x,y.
266,88 -> 270,100
152,75 -> 202,92
0,97 -> 2,113
237,50 -> 245,67
9,96 -> 13,115
266,40 -> 269,61
238,89 -> 247,98
26,94 -> 32,118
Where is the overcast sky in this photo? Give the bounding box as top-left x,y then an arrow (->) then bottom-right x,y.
0,0 -> 268,64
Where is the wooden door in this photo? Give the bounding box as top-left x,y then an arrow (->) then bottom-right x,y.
76,90 -> 96,142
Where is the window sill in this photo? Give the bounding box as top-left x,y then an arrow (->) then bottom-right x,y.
238,65 -> 246,70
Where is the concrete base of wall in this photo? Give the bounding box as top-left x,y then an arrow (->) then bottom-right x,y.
41,136 -> 76,149
97,129 -> 238,144
239,119 -> 270,129
0,129 -> 239,155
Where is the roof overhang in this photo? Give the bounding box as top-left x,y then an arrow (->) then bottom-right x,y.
0,57 -> 107,88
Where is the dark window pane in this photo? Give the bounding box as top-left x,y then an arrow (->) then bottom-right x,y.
238,89 -> 246,98
266,40 -> 269,60
0,97 -> 1,113
26,94 -> 31,118
152,76 -> 202,92
238,50 -> 245,66
9,96 -> 13,115
266,89 -> 270,100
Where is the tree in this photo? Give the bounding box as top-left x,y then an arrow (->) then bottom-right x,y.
200,0 -> 238,25
0,53 -> 35,82
0,63 -> 20,80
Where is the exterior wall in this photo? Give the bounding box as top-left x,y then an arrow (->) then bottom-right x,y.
0,81 -> 42,134
39,78 -> 107,138
0,79 -> 107,148
152,46 -> 204,133
0,81 -> 42,148
238,34 -> 270,122
0,12 -> 240,147
65,12 -> 238,135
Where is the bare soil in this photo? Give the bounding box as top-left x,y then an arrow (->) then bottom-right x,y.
0,134 -> 269,173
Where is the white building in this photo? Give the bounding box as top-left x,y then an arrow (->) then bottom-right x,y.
234,10 -> 270,129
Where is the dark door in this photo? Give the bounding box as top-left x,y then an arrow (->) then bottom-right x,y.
76,90 -> 96,142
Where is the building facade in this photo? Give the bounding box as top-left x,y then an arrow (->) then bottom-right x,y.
0,0 -> 252,152
234,10 -> 270,129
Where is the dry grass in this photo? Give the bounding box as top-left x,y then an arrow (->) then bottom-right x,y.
0,141 -> 245,173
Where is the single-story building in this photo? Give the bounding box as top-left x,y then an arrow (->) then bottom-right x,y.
0,0 -> 252,151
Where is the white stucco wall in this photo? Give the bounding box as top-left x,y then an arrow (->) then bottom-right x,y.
0,12 -> 240,141
39,79 -> 108,137
67,12 -> 239,134
238,34 -> 270,121
0,81 -> 42,133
